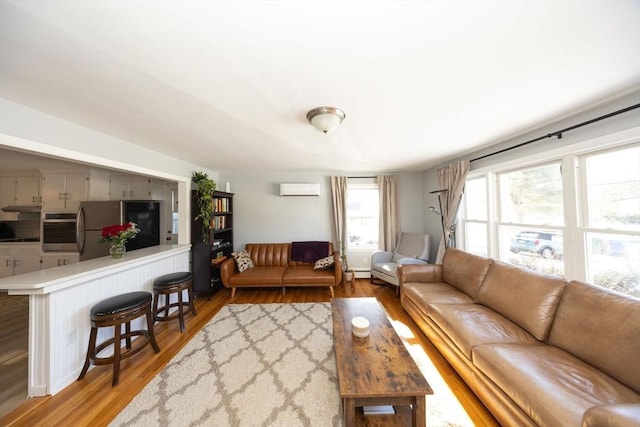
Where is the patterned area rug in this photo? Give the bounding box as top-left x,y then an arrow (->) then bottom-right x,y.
110,303 -> 341,426
110,302 -> 473,426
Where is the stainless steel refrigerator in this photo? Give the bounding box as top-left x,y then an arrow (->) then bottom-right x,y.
77,200 -> 161,261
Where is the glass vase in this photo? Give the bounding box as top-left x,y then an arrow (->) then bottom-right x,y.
109,242 -> 126,259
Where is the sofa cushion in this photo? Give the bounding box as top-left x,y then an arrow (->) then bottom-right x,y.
428,303 -> 538,360
548,281 -> 640,393
372,261 -> 398,277
245,243 -> 290,267
403,282 -> 474,307
582,404 -> 640,427
441,248 -> 492,299
283,266 -> 335,285
231,250 -> 254,273
475,260 -> 567,341
473,343 -> 640,427
227,266 -> 286,286
402,282 -> 474,325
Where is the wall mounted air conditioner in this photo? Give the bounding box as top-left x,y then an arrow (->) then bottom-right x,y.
280,183 -> 320,197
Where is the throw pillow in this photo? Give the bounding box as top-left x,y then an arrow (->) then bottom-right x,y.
313,255 -> 335,271
232,250 -> 254,273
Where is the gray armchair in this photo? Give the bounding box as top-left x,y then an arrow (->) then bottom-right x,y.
370,232 -> 431,287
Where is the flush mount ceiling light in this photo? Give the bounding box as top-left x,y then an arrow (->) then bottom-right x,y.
306,106 -> 346,134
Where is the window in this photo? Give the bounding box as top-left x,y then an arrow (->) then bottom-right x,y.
583,146 -> 639,296
460,142 -> 640,298
462,177 -> 488,256
346,181 -> 379,250
498,162 -> 565,277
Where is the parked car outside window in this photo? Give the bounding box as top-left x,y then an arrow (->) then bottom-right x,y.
510,231 -> 563,259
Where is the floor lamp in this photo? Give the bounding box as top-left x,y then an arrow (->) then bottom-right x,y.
429,189 -> 448,248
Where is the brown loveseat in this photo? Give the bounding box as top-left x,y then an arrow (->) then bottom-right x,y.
399,248 -> 640,427
220,242 -> 342,298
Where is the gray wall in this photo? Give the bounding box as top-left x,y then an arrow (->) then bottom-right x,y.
219,171 -> 425,252
422,168 -> 443,262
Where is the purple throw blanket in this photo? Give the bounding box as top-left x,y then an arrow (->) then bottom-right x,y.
290,241 -> 329,263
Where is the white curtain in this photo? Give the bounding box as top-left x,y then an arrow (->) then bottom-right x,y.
330,176 -> 348,266
378,175 -> 400,251
435,160 -> 470,263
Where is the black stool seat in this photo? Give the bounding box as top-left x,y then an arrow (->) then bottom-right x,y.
91,291 -> 152,316
153,272 -> 197,333
154,272 -> 193,287
78,291 -> 160,386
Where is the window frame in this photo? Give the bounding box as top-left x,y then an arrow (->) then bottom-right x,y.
346,178 -> 380,251
460,128 -> 639,293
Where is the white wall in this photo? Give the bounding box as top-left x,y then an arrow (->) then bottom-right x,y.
422,89 -> 640,262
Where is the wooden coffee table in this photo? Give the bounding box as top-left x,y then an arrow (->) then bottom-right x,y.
331,297 -> 433,427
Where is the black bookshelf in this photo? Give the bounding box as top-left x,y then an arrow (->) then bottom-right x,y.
190,190 -> 234,298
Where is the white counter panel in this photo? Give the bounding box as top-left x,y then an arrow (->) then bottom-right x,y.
0,244 -> 192,396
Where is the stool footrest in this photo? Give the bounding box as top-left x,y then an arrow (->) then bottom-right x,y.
91,331 -> 152,366
154,302 -> 193,321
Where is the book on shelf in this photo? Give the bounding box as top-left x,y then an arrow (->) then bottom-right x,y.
213,197 -> 230,213
211,215 -> 228,230
362,405 -> 396,415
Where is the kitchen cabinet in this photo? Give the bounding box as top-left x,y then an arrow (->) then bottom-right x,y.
110,175 -> 151,200
14,247 -> 42,275
0,247 -> 12,278
0,245 -> 42,277
42,172 -> 88,211
15,175 -> 41,206
0,173 -> 41,220
87,170 -> 110,201
41,253 -> 79,269
0,177 -> 16,221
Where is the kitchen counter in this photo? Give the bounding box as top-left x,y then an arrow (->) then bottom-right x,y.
0,241 -> 40,246
0,244 -> 191,397
0,244 -> 189,294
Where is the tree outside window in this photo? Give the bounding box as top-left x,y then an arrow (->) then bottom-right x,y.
584,146 -> 639,297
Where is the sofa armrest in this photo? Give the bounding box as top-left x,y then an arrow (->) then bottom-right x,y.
397,258 -> 428,266
397,264 -> 443,285
333,250 -> 343,284
371,250 -> 393,264
220,258 -> 237,288
582,404 -> 640,427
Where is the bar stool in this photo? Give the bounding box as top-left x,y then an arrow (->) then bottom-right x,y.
78,291 -> 160,386
153,272 -> 197,333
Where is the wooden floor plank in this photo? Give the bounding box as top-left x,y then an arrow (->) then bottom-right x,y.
0,280 -> 498,427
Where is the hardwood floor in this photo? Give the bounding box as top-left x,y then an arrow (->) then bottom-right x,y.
0,293 -> 29,418
0,280 -> 499,427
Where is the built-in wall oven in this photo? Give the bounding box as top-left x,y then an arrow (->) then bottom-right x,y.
42,213 -> 78,252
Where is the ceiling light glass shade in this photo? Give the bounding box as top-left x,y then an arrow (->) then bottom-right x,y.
306,106 -> 346,134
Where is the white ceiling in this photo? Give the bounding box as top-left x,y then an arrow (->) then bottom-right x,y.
1,1 -> 639,173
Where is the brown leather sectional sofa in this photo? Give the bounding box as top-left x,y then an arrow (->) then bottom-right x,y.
399,248 -> 640,427
220,242 -> 342,298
